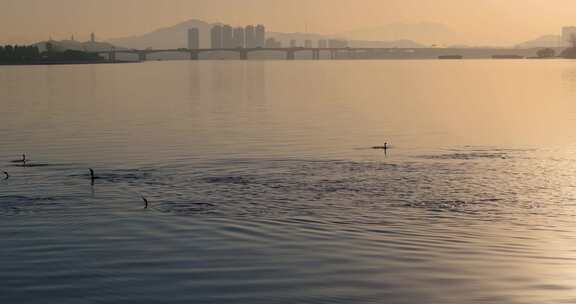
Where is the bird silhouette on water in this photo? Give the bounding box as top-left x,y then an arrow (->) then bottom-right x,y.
2,171 -> 8,180
89,168 -> 100,185
372,143 -> 389,150
142,196 -> 149,209
11,154 -> 27,163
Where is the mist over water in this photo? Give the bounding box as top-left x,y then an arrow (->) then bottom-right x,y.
3,60 -> 576,303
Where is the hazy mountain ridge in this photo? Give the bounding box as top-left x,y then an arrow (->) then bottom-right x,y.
109,19 -> 214,49
33,19 -> 562,52
339,22 -> 466,46
107,18 -> 426,49
268,32 -> 424,48
515,35 -> 562,48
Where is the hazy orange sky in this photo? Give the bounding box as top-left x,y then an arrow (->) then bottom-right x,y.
2,0 -> 576,45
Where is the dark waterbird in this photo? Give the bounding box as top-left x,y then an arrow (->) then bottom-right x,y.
89,168 -> 101,184
372,142 -> 389,150
142,196 -> 149,209
2,171 -> 8,180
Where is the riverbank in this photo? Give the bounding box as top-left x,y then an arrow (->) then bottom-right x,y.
0,60 -> 137,66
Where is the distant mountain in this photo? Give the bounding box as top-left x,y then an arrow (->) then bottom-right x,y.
348,39 -> 424,48
515,35 -> 562,49
268,31 -> 424,48
339,22 -> 465,46
107,18 -> 425,49
109,19 -> 213,49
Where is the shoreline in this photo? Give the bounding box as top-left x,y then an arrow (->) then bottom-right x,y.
0,58 -> 572,65
0,60 -> 137,66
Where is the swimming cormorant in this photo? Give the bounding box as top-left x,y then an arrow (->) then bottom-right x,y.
89,168 -> 98,184
372,143 -> 389,150
142,196 -> 149,209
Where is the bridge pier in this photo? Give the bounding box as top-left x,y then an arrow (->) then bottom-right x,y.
240,50 -> 249,60
329,50 -> 337,60
312,49 -> 320,60
108,47 -> 117,62
190,51 -> 199,60
286,50 -> 295,60
349,49 -> 357,59
138,52 -> 147,62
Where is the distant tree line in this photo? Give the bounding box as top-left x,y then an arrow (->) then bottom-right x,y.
537,48 -> 555,58
0,45 -> 41,62
0,43 -> 103,63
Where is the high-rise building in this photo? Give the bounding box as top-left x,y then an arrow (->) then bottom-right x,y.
304,40 -> 313,48
187,28 -> 200,49
211,25 -> 223,48
222,25 -> 234,48
563,26 -> 576,47
318,40 -> 327,48
245,25 -> 256,48
233,27 -> 245,48
255,25 -> 266,48
90,33 -> 96,43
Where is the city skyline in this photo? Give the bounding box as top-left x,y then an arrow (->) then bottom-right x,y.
33,21 -> 576,52
4,0 -> 576,46
210,24 -> 266,49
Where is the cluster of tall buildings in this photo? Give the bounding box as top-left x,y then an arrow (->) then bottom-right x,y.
211,24 -> 266,49
186,24 -> 350,50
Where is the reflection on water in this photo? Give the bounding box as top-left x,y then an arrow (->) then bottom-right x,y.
2,60 -> 576,303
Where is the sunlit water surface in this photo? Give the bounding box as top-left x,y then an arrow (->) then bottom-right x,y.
3,60 -> 576,303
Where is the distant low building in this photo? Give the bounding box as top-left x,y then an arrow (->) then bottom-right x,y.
328,39 -> 348,48
438,55 -> 463,60
265,38 -> 281,48
562,26 -> 576,47
35,38 -> 118,53
492,55 -> 524,59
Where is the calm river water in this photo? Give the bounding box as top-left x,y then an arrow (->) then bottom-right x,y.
3,60 -> 576,303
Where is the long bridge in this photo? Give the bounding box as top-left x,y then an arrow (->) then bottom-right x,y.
99,47 -> 541,61
101,47 -> 374,61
